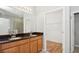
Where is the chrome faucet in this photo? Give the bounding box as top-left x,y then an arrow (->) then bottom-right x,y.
11,31 -> 16,38
9,30 -> 16,38
30,31 -> 32,36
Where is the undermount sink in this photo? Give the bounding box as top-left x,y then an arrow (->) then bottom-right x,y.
30,35 -> 37,37
9,37 -> 22,40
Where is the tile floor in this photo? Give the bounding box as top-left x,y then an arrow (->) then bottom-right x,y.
73,47 -> 79,53
46,40 -> 62,53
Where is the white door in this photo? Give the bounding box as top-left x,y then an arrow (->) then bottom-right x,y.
45,9 -> 63,51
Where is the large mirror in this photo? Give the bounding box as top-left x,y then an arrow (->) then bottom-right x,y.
0,8 -> 23,35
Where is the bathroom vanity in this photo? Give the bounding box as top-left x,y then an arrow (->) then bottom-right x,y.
0,7 -> 43,53
0,32 -> 43,53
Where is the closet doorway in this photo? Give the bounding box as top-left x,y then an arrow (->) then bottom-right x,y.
45,8 -> 63,53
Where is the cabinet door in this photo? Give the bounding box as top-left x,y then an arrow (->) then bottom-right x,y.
38,39 -> 42,52
2,47 -> 19,53
19,43 -> 29,53
30,40 -> 37,53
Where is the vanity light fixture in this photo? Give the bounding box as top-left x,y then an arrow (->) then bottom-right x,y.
10,6 -> 32,13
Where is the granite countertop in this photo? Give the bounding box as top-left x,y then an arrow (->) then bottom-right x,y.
0,32 -> 43,44
0,36 -> 29,44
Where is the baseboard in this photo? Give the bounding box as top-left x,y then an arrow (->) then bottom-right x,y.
46,40 -> 62,44
75,45 -> 79,47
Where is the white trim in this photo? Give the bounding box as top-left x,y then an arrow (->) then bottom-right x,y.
43,12 -> 47,52
62,7 -> 66,53
47,40 -> 62,44
62,7 -> 71,53
70,11 -> 75,53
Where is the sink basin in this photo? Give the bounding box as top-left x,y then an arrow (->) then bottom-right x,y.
30,35 -> 37,37
9,37 -> 22,40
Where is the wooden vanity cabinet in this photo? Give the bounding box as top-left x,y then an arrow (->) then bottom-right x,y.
0,35 -> 43,53
37,37 -> 42,52
0,39 -> 30,53
30,39 -> 38,53
19,43 -> 29,53
2,47 -> 19,53
30,36 -> 42,53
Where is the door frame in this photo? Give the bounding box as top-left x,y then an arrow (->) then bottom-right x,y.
43,7 -> 70,53
70,11 -> 79,52
44,7 -> 65,52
